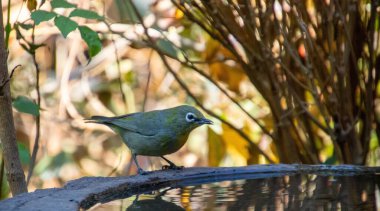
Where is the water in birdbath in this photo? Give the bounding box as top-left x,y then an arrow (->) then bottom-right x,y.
88,173 -> 380,210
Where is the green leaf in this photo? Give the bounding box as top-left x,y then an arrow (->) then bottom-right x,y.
0,174 -> 10,200
54,16 -> 78,38
324,155 -> 337,164
69,9 -> 104,20
29,43 -> 45,53
31,10 -> 57,25
5,23 -> 11,35
124,71 -> 136,84
17,143 -> 30,165
78,26 -> 102,57
18,23 -> 34,30
51,0 -> 76,8
35,152 -> 72,175
12,96 -> 40,116
156,39 -> 178,59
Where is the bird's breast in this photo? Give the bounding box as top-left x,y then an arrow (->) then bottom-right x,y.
121,130 -> 190,156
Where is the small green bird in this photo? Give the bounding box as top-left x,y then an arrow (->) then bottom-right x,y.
86,105 -> 212,174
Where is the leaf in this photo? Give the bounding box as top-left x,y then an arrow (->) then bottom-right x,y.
78,26 -> 102,57
204,39 -> 245,93
17,143 -> 30,165
50,0 -> 76,9
117,0 -> 149,24
156,39 -> 178,59
124,71 -> 136,84
207,128 -> 226,167
5,23 -> 11,36
18,23 -> 34,30
12,96 -> 40,116
69,9 -> 104,20
0,175 -> 10,200
54,16 -> 78,38
31,10 -> 57,25
29,43 -> 45,53
369,131 -> 378,150
27,0 -> 37,11
220,123 -> 251,165
35,152 -> 73,175
324,155 -> 337,164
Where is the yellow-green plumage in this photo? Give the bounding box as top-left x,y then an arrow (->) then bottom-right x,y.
86,105 -> 212,174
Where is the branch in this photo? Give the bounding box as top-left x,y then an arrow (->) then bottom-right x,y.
1,165 -> 378,210
0,64 -> 20,92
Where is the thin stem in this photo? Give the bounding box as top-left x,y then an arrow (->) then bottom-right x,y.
107,151 -> 123,177
4,0 -> 11,49
0,65 -> 21,91
142,50 -> 153,112
26,26 -> 41,185
0,157 -> 4,198
112,34 -> 128,111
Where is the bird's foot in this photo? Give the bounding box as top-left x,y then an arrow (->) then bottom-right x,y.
137,168 -> 148,175
162,164 -> 184,170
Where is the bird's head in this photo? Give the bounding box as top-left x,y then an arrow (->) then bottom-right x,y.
169,105 -> 213,133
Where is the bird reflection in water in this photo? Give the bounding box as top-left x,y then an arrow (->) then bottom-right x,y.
126,196 -> 184,211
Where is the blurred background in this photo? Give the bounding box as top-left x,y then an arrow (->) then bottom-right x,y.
1,0 -> 380,198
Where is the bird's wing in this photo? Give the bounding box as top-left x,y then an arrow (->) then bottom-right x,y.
87,110 -> 166,136
100,113 -> 159,136
86,113 -> 140,124
111,112 -> 142,119
110,120 -> 156,136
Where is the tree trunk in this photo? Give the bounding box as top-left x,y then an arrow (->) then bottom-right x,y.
0,1 -> 27,195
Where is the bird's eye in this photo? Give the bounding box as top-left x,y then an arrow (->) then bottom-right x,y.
185,112 -> 196,122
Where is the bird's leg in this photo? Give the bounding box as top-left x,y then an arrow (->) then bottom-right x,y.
160,156 -> 184,170
133,194 -> 140,203
157,186 -> 178,198
132,153 -> 147,175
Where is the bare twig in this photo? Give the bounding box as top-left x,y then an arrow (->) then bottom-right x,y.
0,64 -> 21,91
25,23 -> 42,185
142,50 -> 153,112
107,151 -> 124,177
26,51 -> 41,186
105,22 -> 128,111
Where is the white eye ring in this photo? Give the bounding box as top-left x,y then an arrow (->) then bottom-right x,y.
185,112 -> 196,122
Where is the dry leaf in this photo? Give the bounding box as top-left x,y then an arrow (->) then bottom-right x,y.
207,127 -> 226,167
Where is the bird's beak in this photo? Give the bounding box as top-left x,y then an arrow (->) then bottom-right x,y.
197,118 -> 213,125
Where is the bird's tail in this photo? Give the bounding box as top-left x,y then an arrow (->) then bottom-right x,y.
84,116 -> 112,124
